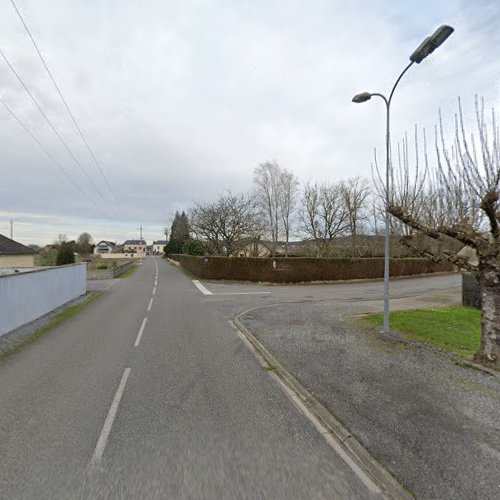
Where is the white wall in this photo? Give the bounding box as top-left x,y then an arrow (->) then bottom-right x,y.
0,263 -> 87,337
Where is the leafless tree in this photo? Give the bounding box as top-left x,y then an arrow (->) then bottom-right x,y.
254,161 -> 299,254
341,177 -> 371,256
385,97 -> 500,365
189,192 -> 261,256
278,168 -> 299,256
300,181 -> 349,257
254,161 -> 281,252
77,232 -> 93,255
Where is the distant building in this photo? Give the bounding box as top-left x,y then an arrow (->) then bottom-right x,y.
152,240 -> 167,254
94,240 -> 116,254
0,234 -> 36,268
123,239 -> 147,254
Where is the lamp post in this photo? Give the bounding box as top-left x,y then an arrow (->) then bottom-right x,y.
352,24 -> 454,334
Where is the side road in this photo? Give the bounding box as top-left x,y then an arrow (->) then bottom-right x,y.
238,300 -> 500,500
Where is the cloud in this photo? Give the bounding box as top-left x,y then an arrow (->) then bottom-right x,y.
1,0 -> 499,244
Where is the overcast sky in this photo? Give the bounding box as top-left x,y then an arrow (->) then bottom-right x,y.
1,0 -> 499,245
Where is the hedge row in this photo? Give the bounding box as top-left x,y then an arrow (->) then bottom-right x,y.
169,255 -> 453,283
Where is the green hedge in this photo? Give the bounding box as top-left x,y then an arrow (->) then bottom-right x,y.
169,255 -> 453,283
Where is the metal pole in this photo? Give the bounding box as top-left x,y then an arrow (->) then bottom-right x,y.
383,101 -> 391,334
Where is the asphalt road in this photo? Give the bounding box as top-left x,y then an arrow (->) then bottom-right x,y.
0,257 -> 409,499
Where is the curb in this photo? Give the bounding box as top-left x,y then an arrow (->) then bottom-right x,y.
231,315 -> 413,500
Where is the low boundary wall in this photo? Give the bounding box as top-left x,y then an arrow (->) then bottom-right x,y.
0,263 -> 87,337
169,255 -> 453,283
87,260 -> 134,280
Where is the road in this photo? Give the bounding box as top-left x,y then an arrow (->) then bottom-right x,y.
0,258 -> 460,499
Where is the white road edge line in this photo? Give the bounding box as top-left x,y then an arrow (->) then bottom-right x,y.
147,297 -> 154,311
134,317 -> 148,347
90,367 -> 131,465
153,287 -> 157,295
192,280 -> 213,295
154,279 -> 158,286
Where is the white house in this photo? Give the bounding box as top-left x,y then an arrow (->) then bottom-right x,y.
94,240 -> 116,254
123,239 -> 147,255
152,240 -> 167,254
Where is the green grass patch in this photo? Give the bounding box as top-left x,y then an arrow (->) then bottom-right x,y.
363,306 -> 481,358
1,292 -> 103,360
117,265 -> 137,278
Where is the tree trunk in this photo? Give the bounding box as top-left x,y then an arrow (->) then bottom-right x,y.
476,282 -> 500,365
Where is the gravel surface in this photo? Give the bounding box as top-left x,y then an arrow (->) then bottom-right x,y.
241,301 -> 500,500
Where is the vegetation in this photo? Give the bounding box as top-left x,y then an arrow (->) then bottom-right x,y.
385,98 -> 500,365
363,307 -> 481,358
165,211 -> 190,254
55,242 -> 75,265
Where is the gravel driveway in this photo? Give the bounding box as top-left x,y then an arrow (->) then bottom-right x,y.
240,301 -> 500,500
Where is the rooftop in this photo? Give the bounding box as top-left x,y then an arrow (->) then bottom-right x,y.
0,234 -> 36,256
124,239 -> 147,245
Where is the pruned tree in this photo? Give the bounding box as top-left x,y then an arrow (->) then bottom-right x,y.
385,97 -> 500,365
300,181 -> 349,257
189,192 -> 261,256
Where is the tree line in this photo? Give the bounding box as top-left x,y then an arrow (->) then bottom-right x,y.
164,97 -> 500,365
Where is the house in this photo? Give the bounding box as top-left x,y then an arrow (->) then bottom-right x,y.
0,234 -> 36,268
123,239 -> 147,255
152,240 -> 167,254
93,240 -> 116,254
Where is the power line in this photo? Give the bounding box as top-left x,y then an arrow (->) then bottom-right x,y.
0,95 -> 101,207
9,0 -> 129,221
0,47 -> 120,219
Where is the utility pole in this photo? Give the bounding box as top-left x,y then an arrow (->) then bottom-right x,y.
139,224 -> 143,240
164,227 -> 168,242
10,219 -> 13,239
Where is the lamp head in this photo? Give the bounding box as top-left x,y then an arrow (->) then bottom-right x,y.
410,25 -> 454,63
352,92 -> 372,103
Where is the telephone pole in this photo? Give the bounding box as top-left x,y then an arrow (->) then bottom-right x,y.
10,219 -> 13,239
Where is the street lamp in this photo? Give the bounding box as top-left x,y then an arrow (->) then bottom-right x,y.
352,24 -> 454,335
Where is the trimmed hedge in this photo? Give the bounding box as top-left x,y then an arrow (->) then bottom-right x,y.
169,255 -> 453,283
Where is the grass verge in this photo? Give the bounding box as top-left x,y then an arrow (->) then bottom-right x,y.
1,292 -> 103,360
363,306 -> 481,358
118,265 -> 137,279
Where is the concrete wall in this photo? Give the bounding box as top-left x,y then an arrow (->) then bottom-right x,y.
101,253 -> 145,259
462,272 -> 481,308
87,260 -> 134,280
0,254 -> 35,268
0,263 -> 87,337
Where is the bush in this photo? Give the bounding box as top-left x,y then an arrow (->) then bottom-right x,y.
97,264 -> 108,270
182,239 -> 206,256
56,243 -> 75,266
170,255 -> 453,283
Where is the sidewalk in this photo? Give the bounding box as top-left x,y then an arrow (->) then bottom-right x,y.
239,299 -> 500,500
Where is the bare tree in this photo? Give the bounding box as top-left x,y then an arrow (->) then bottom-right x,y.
341,177 -> 371,256
278,168 -> 299,256
254,161 -> 281,252
386,97 -> 500,365
77,232 -> 93,255
254,161 -> 299,254
300,181 -> 349,257
189,192 -> 261,256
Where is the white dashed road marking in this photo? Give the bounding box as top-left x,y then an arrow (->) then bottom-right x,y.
91,367 -> 131,464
